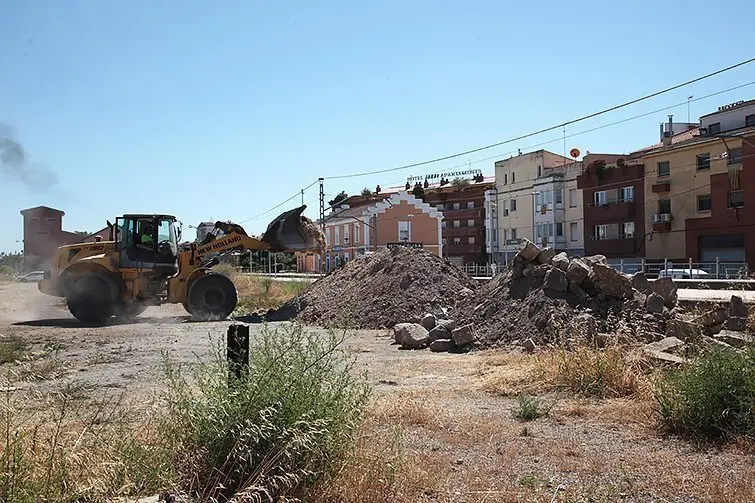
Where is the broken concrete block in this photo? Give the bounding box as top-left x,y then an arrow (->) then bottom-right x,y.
568,282 -> 589,302
436,318 -> 458,332
544,268 -> 568,292
730,295 -> 748,319
451,324 -> 476,346
429,339 -> 455,352
631,272 -> 652,295
421,313 -> 437,331
394,323 -> 430,349
693,307 -> 729,328
583,255 -> 608,267
651,277 -> 678,308
645,293 -> 665,314
537,247 -> 556,265
714,330 -> 753,348
645,349 -> 687,365
428,325 -> 451,342
523,264 -> 549,278
511,255 -> 527,279
666,318 -> 704,342
566,258 -> 591,285
518,238 -> 541,262
552,252 -> 569,271
644,336 -> 685,353
591,263 -> 633,299
725,316 -> 748,332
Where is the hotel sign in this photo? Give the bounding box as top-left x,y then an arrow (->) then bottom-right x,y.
387,242 -> 424,249
407,168 -> 483,183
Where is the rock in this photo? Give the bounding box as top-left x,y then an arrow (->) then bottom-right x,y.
714,330 -> 753,348
646,349 -> 687,365
572,313 -> 598,342
693,307 -> 728,328
518,238 -> 541,262
522,338 -> 537,353
708,323 -> 724,335
394,323 -> 430,349
730,295 -> 748,318
566,258 -> 591,285
421,313 -> 437,331
645,293 -> 665,314
651,277 -> 678,308
644,336 -> 685,353
666,318 -> 704,342
568,282 -> 589,302
511,255 -> 527,279
431,306 -> 449,320
437,318 -> 458,331
725,316 -> 748,332
552,252 -> 569,271
543,268 -> 568,292
631,272 -> 652,295
537,247 -> 556,265
451,324 -> 476,346
428,325 -> 451,342
429,339 -> 455,352
523,264 -> 549,278
459,288 -> 475,300
590,263 -> 633,299
583,255 -> 608,267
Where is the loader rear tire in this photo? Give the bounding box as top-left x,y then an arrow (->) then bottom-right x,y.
66,273 -> 114,323
186,273 -> 237,321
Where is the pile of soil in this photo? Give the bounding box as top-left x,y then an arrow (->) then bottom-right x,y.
271,247 -> 478,329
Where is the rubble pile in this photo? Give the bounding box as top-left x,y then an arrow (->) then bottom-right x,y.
273,247 -> 478,329
457,238 -> 718,350
390,311 -> 477,353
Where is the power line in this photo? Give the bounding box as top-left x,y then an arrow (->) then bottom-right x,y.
323,58 -> 755,181
238,179 -> 320,224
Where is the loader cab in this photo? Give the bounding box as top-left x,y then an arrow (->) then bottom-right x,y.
115,214 -> 180,276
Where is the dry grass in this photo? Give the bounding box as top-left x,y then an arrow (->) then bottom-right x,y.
211,265 -> 309,314
0,336 -> 28,364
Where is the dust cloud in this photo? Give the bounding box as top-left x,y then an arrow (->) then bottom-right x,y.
0,123 -> 58,191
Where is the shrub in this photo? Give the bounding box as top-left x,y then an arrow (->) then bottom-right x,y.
511,394 -> 553,422
654,346 -> 755,440
158,322 -> 371,501
547,347 -> 643,398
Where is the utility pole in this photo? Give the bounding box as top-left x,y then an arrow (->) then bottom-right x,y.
319,178 -> 325,273
301,188 -> 304,205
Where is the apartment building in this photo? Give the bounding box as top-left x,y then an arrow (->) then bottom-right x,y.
576,154 -> 646,258
631,100 -> 755,268
486,149 -> 583,263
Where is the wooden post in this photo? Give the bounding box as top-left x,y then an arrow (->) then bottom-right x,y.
227,324 -> 250,381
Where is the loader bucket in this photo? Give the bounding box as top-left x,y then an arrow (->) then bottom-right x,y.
261,205 -> 325,252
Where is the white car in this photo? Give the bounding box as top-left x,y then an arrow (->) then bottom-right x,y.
657,268 -> 710,279
17,271 -> 45,283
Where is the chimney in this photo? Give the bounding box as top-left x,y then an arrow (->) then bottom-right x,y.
659,123 -> 664,142
662,115 -> 673,146
667,114 -> 673,135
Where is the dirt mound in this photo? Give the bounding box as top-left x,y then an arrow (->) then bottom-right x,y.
271,247 -> 478,329
459,241 -> 676,349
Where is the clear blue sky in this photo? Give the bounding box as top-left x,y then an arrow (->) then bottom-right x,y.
2,0 -> 754,253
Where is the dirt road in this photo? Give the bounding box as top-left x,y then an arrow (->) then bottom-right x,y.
2,281 -> 754,501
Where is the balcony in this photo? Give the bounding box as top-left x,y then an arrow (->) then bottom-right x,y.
439,207 -> 481,219
652,181 -> 671,193
445,243 -> 483,255
585,199 -> 637,222
443,226 -> 480,236
651,213 -> 672,232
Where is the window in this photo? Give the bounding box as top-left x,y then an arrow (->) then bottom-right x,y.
45,217 -> 57,224
728,147 -> 743,165
441,221 -> 447,228
556,222 -> 564,237
453,202 -> 460,210
747,114 -> 755,127
658,198 -> 671,215
325,228 -> 330,245
696,153 -> 710,171
708,122 -> 721,135
468,236 -> 475,244
510,199 -> 517,211
657,161 -> 670,177
398,221 -> 411,241
511,172 -> 516,183
436,203 -> 444,210
570,222 -> 578,241
728,190 -> 744,208
504,173 -> 508,184
594,225 -> 608,240
29,217 -> 40,223
37,230 -> 50,236
453,220 -> 460,228
467,219 -> 475,227
334,226 -> 340,245
555,189 -> 563,205
593,191 -> 607,206
510,228 -> 517,240
453,237 -> 461,245
343,224 -> 350,244
537,165 -> 542,177
569,188 -> 577,207
622,221 -> 635,239
354,224 -> 360,243
619,186 -> 634,202
467,201 -> 474,209
697,194 -> 712,212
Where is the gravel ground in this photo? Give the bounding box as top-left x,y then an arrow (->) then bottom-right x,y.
1,281 -> 754,502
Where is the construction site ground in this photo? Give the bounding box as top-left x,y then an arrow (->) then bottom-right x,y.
1,281 -> 754,502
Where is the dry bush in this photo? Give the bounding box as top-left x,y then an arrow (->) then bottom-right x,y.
477,351 -> 546,397
216,267 -> 309,314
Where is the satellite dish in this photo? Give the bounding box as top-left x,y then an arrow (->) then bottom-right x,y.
570,148 -> 580,159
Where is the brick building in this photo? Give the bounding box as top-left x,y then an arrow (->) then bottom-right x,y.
20,206 -> 108,271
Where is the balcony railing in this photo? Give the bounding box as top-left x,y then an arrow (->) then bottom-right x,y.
586,197 -> 635,207
652,181 -> 671,193
652,212 -> 672,232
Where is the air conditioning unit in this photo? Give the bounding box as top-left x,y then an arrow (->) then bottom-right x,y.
652,213 -> 672,223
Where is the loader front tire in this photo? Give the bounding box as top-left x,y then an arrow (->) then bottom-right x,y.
186,273 -> 237,321
66,273 -> 114,323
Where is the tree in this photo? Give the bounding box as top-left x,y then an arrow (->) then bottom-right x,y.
328,191 -> 348,208
411,183 -> 425,200
451,177 -> 470,190
0,251 -> 23,273
361,187 -> 373,197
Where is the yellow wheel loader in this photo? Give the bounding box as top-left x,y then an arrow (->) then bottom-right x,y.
37,205 -> 323,323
